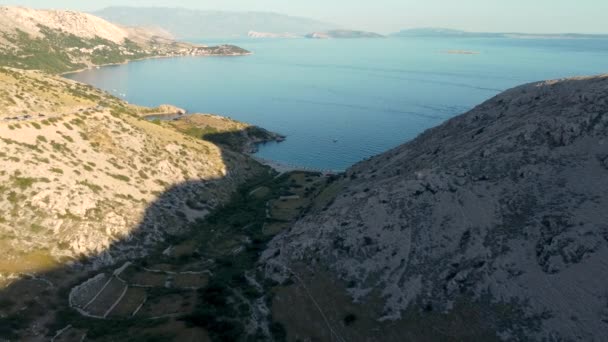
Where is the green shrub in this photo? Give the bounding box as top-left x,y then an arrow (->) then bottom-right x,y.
138,170 -> 149,180
13,176 -> 36,189
30,223 -> 44,233
60,135 -> 74,143
109,173 -> 130,182
78,181 -> 103,193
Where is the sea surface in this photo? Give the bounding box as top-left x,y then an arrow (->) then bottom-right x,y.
65,37 -> 608,171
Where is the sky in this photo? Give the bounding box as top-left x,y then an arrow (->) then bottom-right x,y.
2,0 -> 608,34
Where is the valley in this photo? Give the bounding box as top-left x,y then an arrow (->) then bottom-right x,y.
2,169 -> 333,341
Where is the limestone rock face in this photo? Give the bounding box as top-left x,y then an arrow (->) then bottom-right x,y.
263,75 -> 608,340
0,6 -> 131,43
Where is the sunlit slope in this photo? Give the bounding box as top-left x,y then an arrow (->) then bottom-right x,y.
0,68 -> 265,275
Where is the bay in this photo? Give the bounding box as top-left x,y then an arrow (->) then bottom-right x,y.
65,37 -> 608,171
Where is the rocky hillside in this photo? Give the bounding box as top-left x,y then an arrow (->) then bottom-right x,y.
0,6 -> 137,44
0,67 -> 268,278
0,6 -> 250,73
263,75 -> 608,340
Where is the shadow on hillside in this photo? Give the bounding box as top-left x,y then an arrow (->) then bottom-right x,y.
0,127 -> 276,340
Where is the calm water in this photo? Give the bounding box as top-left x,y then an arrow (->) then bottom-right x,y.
65,37 -> 608,171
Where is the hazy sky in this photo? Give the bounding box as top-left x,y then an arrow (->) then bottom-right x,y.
3,0 -> 608,34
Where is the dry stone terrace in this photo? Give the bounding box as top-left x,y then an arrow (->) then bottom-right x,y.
68,262 -> 210,321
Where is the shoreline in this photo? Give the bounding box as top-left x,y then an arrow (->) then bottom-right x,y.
58,49 -> 342,177
252,156 -> 343,175
60,51 -> 253,77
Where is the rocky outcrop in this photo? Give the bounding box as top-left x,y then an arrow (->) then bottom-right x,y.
263,75 -> 608,340
165,114 -> 285,153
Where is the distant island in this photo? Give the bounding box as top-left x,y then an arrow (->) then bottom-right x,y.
393,28 -> 608,39
305,30 -> 385,39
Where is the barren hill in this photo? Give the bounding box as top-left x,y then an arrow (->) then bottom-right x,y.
264,75 -> 608,340
0,6 -> 250,74
0,6 -> 135,43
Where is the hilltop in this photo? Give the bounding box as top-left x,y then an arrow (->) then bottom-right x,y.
263,75 -> 608,340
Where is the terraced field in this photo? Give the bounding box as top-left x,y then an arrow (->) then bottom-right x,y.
47,170 -> 332,341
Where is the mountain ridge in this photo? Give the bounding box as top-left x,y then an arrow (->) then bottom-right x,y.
94,6 -> 338,39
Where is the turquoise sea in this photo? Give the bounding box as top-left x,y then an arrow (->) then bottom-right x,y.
65,37 -> 608,171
